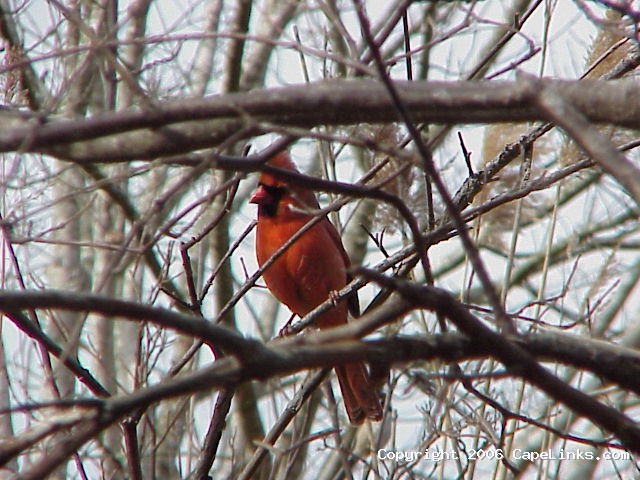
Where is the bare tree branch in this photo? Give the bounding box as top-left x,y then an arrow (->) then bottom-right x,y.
534,75 -> 640,206
1,79 -> 640,162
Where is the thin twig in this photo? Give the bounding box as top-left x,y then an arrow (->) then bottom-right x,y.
237,370 -> 329,480
354,0 -> 515,333
190,387 -> 236,480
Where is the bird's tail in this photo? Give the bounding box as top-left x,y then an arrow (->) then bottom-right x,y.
335,363 -> 383,425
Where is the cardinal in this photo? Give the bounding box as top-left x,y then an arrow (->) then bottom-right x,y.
250,151 -> 383,425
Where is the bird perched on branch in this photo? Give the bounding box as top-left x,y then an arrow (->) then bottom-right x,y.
250,151 -> 383,425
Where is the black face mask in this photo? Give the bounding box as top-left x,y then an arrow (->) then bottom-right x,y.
256,183 -> 287,218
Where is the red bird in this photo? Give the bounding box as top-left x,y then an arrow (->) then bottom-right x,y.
250,151 -> 383,425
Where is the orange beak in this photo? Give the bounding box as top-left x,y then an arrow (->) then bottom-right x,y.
250,184 -> 273,205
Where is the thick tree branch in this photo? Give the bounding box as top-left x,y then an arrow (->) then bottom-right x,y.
0,290 -> 252,356
5,284 -> 640,472
2,289 -> 640,417
2,290 -> 640,394
534,78 -> 640,206
11,325 -> 640,475
1,78 -> 639,162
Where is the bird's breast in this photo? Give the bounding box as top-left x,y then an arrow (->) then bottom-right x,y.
255,217 -> 348,321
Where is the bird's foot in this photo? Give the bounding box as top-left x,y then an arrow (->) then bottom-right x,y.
278,313 -> 297,337
329,290 -> 340,307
